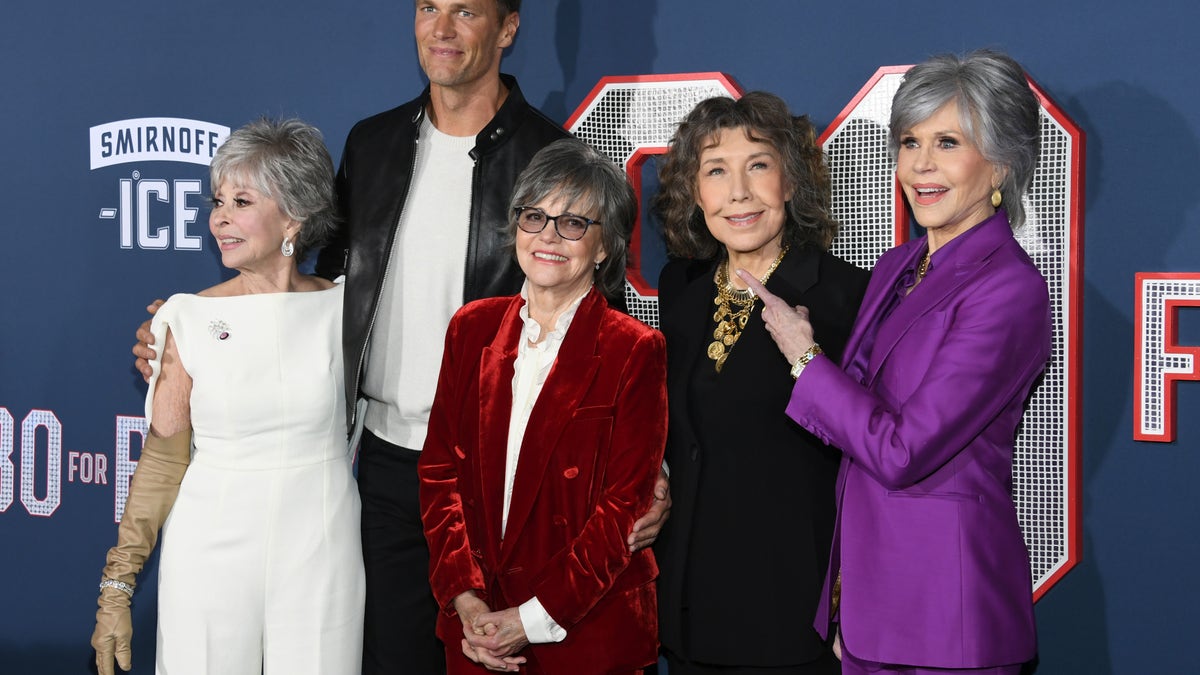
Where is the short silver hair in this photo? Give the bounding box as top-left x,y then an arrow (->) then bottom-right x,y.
889,49 -> 1040,230
210,118 -> 337,262
506,138 -> 636,301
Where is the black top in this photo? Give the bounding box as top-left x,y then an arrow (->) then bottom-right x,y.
655,243 -> 869,666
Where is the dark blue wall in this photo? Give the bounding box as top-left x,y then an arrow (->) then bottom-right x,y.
2,1 -> 1196,672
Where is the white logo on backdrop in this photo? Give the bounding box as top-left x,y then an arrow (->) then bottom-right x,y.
90,117 -> 230,251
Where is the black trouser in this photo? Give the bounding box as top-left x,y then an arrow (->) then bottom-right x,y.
358,430 -> 445,675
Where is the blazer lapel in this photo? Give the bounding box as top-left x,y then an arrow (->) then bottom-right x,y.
840,248 -> 908,381
767,244 -> 821,301
478,297 -> 525,553
498,289 -> 606,561
720,246 -> 820,377
862,214 -> 1014,386
660,261 -> 718,456
664,261 -> 717,391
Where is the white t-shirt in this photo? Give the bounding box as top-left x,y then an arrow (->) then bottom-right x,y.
361,115 -> 475,451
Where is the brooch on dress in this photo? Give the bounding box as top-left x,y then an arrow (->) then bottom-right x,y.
208,320 -> 231,341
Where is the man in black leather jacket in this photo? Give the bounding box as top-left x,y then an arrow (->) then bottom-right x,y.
312,1 -> 670,673
316,71 -> 565,430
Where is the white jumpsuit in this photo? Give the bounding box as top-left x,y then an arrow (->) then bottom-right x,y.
146,283 -> 363,674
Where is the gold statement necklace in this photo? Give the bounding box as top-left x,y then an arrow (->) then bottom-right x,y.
707,245 -> 789,372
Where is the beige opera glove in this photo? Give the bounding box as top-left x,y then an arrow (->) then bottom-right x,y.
91,428 -> 192,675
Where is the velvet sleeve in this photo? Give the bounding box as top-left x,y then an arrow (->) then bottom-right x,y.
418,311 -> 485,612
787,263 -> 1051,490
529,328 -> 668,628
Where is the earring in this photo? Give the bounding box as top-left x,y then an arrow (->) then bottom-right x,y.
991,188 -> 1002,208
281,237 -> 295,257
594,261 -> 601,270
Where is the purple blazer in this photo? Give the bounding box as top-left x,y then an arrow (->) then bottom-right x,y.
786,210 -> 1050,668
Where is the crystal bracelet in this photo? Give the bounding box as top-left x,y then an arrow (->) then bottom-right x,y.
99,578 -> 135,598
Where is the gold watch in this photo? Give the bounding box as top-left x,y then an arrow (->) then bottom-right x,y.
790,343 -> 824,380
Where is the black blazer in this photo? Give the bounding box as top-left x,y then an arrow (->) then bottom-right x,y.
654,244 -> 868,666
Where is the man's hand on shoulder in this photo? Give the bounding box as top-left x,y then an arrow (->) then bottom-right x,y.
628,469 -> 671,552
133,300 -> 165,382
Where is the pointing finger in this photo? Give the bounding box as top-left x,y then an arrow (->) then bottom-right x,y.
735,269 -> 787,309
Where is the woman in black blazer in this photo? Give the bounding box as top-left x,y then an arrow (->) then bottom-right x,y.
653,92 -> 868,674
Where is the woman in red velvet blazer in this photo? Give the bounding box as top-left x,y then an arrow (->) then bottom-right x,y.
418,139 -> 667,674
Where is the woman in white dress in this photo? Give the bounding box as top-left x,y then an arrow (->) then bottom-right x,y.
90,118 -> 364,675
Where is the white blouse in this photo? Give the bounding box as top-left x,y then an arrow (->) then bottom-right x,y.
503,281 -> 590,644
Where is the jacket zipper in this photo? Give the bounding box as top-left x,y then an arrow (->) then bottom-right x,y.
462,153 -> 479,303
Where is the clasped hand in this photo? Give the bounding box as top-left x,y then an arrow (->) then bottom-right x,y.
453,592 -> 529,672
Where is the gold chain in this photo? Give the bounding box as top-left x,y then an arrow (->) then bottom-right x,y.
707,245 -> 789,372
916,250 -> 931,279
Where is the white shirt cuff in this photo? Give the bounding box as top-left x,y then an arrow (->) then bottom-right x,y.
518,596 -> 567,644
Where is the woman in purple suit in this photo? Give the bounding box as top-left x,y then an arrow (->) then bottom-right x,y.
744,50 -> 1050,674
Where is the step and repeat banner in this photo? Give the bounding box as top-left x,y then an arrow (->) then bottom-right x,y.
3,1 -> 1199,673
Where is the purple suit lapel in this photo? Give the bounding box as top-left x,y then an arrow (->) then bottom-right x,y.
839,243 -> 918,383
853,213 -> 1017,388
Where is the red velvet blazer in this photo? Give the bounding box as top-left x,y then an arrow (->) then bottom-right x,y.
419,288 -> 667,673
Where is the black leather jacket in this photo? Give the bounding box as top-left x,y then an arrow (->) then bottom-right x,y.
315,74 -> 570,427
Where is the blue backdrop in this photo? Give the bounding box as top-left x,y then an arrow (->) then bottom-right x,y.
2,1 -> 1196,672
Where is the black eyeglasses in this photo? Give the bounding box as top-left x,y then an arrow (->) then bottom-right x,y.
513,206 -> 600,241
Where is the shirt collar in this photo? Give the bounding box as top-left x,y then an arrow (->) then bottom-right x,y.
518,281 -> 590,346
924,207 -> 1007,272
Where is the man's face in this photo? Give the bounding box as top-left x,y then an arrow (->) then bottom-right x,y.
414,0 -> 518,91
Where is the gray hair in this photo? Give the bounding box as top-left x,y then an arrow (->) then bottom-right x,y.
889,49 -> 1040,229
506,138 -> 636,302
210,118 -> 337,262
